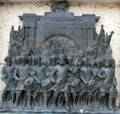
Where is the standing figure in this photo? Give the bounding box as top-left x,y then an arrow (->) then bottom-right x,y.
34,57 -> 49,108
74,54 -> 85,105
43,55 -> 57,108
1,56 -> 15,106
89,60 -> 99,105
67,55 -> 80,108
51,54 -> 69,111
96,58 -> 117,110
13,56 -> 29,107
24,68 -> 40,108
94,59 -> 105,109
30,56 -> 41,107
80,57 -> 95,106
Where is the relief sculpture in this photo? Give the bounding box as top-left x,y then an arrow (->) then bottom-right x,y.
0,1 -> 119,113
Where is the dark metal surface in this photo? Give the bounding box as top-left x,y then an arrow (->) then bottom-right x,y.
0,1 -> 119,113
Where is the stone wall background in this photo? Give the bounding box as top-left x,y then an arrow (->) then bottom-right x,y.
0,2 -> 120,105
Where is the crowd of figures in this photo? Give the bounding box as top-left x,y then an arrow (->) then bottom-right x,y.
1,52 -> 117,111
1,25 -> 118,111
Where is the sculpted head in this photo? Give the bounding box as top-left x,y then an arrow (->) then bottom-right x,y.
86,48 -> 93,56
67,55 -> 74,65
34,56 -> 41,66
104,58 -> 111,67
37,56 -> 41,66
11,57 -> 15,65
58,54 -> 66,65
90,61 -> 96,68
21,56 -> 26,65
82,57 -> 89,66
96,59 -> 102,68
14,56 -> 21,65
4,56 -> 12,66
50,54 -> 57,66
27,56 -> 32,65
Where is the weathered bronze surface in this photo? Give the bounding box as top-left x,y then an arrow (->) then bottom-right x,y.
0,1 -> 119,113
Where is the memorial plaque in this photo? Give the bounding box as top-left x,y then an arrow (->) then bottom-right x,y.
0,1 -> 119,113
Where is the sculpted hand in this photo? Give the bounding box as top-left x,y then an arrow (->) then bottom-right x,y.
51,78 -> 55,84
37,80 -> 41,84
16,77 -> 20,81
